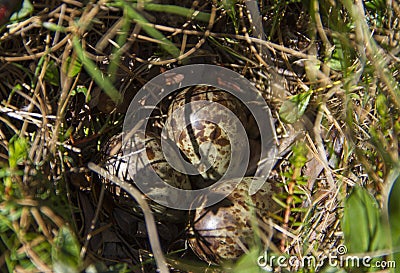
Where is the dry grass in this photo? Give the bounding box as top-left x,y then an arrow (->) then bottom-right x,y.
0,0 -> 398,272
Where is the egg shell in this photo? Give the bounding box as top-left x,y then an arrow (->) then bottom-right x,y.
105,132 -> 191,190
104,132 -> 191,221
189,177 -> 278,264
166,86 -> 248,181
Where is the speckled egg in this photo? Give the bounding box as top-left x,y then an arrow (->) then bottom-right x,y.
189,177 -> 278,264
165,86 -> 248,182
103,131 -> 191,221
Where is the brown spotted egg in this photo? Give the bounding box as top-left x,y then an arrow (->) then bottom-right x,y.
103,132 -> 191,221
165,86 -> 248,182
189,177 -> 278,264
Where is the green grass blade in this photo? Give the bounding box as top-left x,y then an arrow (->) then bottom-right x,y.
121,3 -> 180,57
143,3 -> 210,22
72,37 -> 121,103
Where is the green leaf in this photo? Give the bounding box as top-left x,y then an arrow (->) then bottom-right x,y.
342,186 -> 388,254
65,56 -> 83,78
52,226 -> 81,273
231,247 -> 265,273
8,136 -> 28,169
10,0 -> 33,21
327,55 -> 343,72
327,38 -> 345,71
279,90 -> 312,124
71,86 -> 91,102
376,94 -> 388,118
325,31 -> 357,75
290,143 -> 308,169
0,168 -> 11,179
44,60 -> 60,86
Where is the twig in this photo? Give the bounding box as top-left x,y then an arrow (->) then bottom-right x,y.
88,162 -> 169,273
0,36 -> 69,62
133,1 -> 216,66
80,182 -> 105,259
313,104 -> 336,189
311,0 -> 332,77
